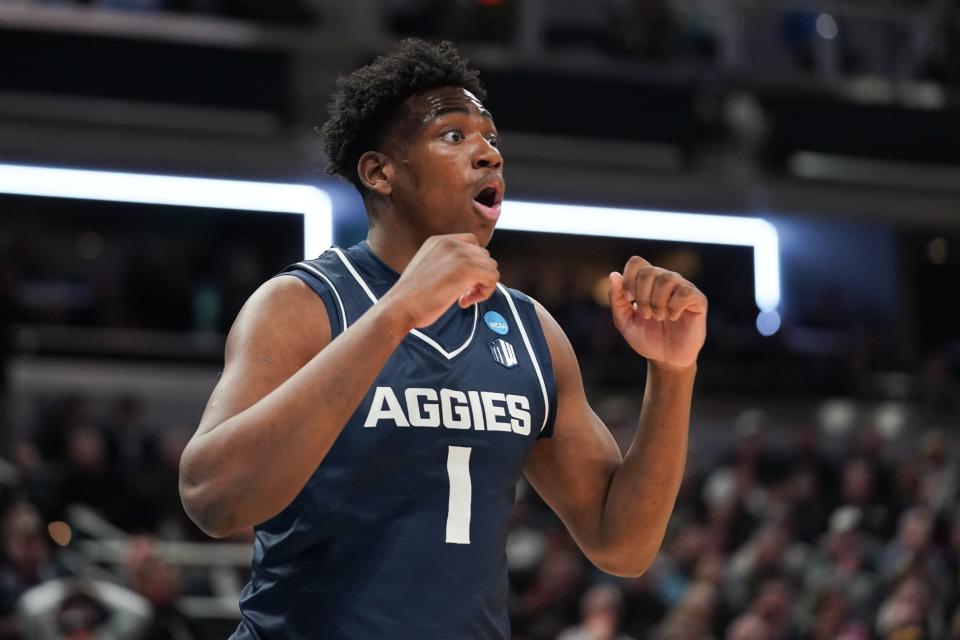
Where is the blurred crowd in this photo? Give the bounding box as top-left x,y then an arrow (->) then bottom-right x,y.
1,389 -> 958,639
7,395 -> 192,536
507,408 -> 960,640
0,393 -> 218,639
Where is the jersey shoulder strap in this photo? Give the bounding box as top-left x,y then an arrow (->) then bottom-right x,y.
276,247 -> 371,339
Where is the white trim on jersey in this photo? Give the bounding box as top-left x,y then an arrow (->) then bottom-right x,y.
330,247 -> 479,361
497,284 -> 550,435
295,260 -> 349,331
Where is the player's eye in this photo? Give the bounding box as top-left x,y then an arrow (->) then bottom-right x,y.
441,130 -> 464,143
487,135 -> 498,148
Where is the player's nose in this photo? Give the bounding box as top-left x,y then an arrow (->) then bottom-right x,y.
472,136 -> 503,170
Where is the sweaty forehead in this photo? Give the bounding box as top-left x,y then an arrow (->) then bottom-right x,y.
404,86 -> 492,126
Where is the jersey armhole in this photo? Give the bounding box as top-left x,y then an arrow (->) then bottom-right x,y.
505,287 -> 558,440
529,311 -> 557,440
274,270 -> 343,338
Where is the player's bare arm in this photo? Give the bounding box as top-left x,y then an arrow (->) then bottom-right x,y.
524,256 -> 707,577
179,234 -> 499,538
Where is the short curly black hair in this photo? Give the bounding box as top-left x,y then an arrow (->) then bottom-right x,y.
318,38 -> 487,193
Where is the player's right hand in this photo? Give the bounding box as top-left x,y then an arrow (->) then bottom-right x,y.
383,234 -> 500,329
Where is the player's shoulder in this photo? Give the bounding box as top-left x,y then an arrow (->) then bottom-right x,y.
226,273 -> 331,359
501,285 -> 535,307
256,269 -> 323,309
499,285 -> 552,324
499,285 -> 567,344
498,284 -> 571,356
278,247 -> 343,281
244,245 -> 351,340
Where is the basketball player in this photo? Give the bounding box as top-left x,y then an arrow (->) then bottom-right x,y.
179,39 -> 707,639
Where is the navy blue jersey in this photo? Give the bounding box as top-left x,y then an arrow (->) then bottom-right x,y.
230,241 -> 557,640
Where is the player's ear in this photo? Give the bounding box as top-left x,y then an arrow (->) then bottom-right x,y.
358,151 -> 393,197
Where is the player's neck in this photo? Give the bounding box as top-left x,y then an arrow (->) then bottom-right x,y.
365,225 -> 423,275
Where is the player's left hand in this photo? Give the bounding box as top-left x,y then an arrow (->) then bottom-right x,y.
608,257 -> 707,370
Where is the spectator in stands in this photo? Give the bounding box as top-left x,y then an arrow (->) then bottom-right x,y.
801,587 -> 868,640
802,506 -> 879,623
126,536 -> 196,640
878,507 -> 950,599
31,395 -> 89,472
0,502 -> 61,640
513,544 -> 585,639
914,429 -> 958,514
153,428 -> 202,541
557,583 -> 636,640
725,612 -> 768,640
838,457 -> 894,540
723,524 -> 794,612
746,578 -> 794,639
61,412 -> 112,520
651,579 -> 718,640
103,395 -> 163,532
874,572 -> 938,639
781,462 -> 830,545
620,569 -> 668,639
17,577 -> 152,640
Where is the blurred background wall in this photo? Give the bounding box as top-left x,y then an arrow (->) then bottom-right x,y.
0,0 -> 959,638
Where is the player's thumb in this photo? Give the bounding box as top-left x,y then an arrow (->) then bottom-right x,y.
608,272 -> 633,320
459,286 -> 477,308
459,284 -> 492,308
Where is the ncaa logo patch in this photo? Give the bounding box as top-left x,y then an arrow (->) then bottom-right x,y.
484,311 -> 509,335
489,338 -> 519,369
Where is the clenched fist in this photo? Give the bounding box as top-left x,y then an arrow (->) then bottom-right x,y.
383,234 -> 500,330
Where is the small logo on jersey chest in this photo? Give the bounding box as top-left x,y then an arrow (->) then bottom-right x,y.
484,311 -> 509,335
489,338 -> 519,368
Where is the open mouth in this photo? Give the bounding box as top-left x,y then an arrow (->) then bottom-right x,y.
474,186 -> 499,208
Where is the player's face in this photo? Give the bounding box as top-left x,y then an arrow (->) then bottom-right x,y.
384,86 -> 504,246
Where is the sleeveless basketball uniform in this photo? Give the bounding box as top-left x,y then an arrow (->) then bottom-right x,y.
230,241 -> 557,640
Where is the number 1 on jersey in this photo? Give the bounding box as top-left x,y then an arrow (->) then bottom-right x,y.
445,446 -> 472,544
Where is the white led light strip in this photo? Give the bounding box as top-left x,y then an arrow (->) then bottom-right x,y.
0,163 -> 333,259
0,164 -> 779,329
498,200 -> 781,313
